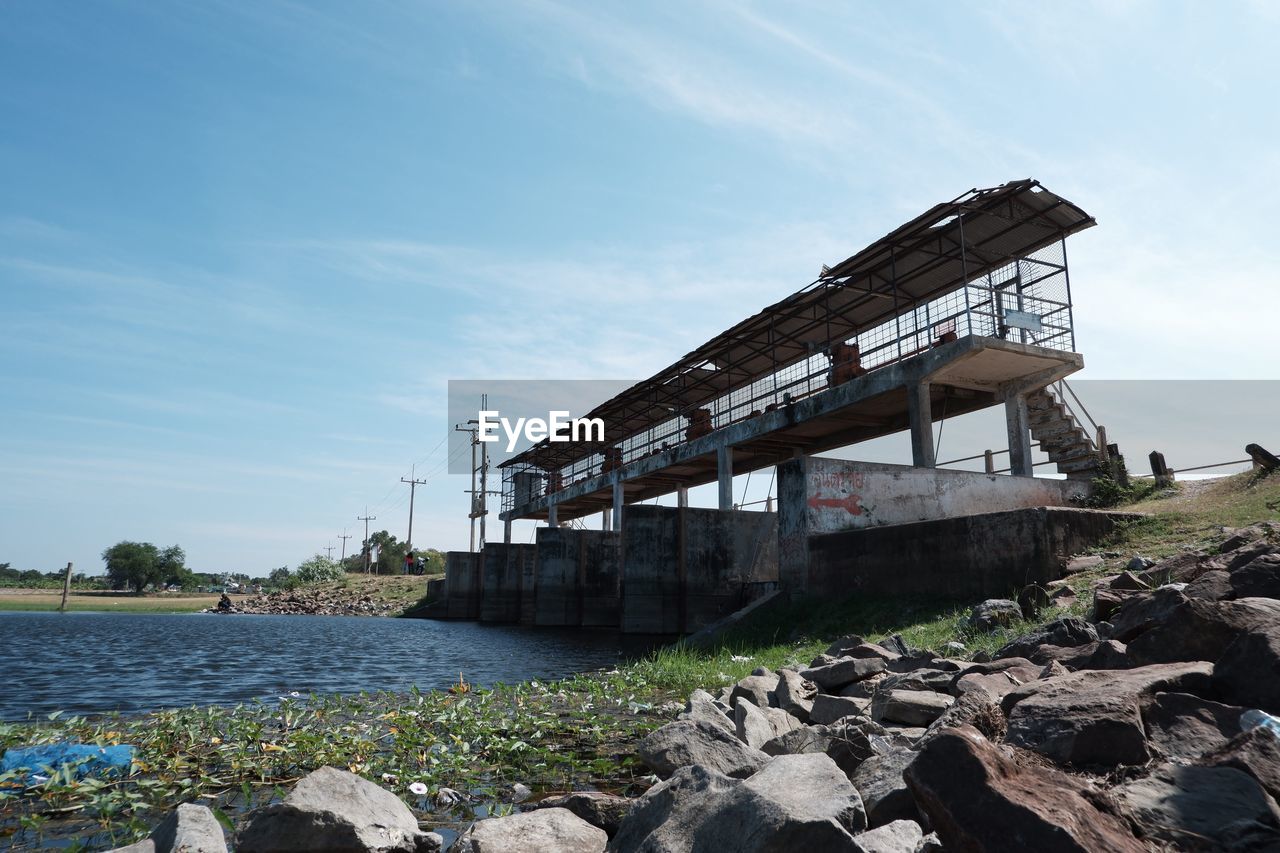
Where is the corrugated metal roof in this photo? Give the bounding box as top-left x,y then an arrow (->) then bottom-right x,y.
504,179 -> 1094,471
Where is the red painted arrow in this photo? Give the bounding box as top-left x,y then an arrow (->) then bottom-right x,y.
808,494 -> 865,516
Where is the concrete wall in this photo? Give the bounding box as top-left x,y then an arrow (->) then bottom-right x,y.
443,551 -> 481,620
803,506 -> 1135,599
479,543 -> 536,624
620,506 -> 779,635
779,457 -> 1088,592
534,528 -> 620,627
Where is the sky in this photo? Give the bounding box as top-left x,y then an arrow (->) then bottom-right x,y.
2,1 -> 1278,577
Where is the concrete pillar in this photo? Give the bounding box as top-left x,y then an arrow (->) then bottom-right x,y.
717,444 -> 734,510
503,519 -> 512,545
612,476 -> 624,531
907,381 -> 936,468
603,508 -> 611,531
547,502 -> 558,527
677,486 -> 688,508
1005,394 -> 1034,477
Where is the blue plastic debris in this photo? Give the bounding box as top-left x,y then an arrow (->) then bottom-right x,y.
0,743 -> 135,787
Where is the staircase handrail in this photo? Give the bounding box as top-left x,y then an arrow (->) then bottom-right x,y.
1053,379 -> 1100,452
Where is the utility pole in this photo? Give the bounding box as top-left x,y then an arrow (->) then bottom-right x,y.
324,544 -> 335,561
456,414 -> 480,553
338,530 -> 353,567
400,464 -> 428,550
59,562 -> 73,612
358,509 -> 376,574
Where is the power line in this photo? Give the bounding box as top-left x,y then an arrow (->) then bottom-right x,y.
400,465 -> 428,550
357,509 -> 376,574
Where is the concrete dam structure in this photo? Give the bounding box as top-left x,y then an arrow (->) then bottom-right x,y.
429,179 -> 1133,634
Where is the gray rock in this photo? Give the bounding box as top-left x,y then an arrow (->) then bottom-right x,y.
951,663 -> 1041,700
851,820 -> 923,853
730,674 -> 778,709
802,656 -> 888,691
810,694 -> 870,725
760,720 -> 882,777
150,804 -> 228,853
235,766 -> 434,853
917,690 -> 1006,747
917,831 -> 943,852
876,669 -> 954,694
1127,555 -> 1155,571
1201,728 -> 1280,803
1215,618 -> 1280,713
451,807 -> 606,853
772,669 -> 817,722
1003,661 -> 1214,766
735,696 -> 801,750
609,753 -> 867,853
106,842 -> 156,853
870,690 -> 954,727
942,641 -> 966,655
637,719 -> 768,779
1115,764 -> 1280,850
839,675 -> 885,699
1065,554 -> 1104,574
678,688 -> 735,734
1107,587 -> 1188,643
1185,569 -> 1233,601
851,747 -> 918,828
1142,691 -> 1244,762
533,792 -> 632,837
968,599 -> 1020,631
1126,597 -> 1280,667
1031,639 -> 1130,671
994,617 -> 1098,660
1232,552 -> 1280,599
825,634 -> 869,657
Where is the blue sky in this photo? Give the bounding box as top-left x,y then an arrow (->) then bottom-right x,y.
2,1 -> 1278,576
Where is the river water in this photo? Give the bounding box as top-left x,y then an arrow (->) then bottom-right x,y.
0,611 -> 653,720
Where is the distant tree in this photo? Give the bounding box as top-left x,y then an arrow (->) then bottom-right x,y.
267,565 -> 298,591
101,541 -> 162,592
295,554 -> 344,584
156,545 -> 192,588
418,548 -> 445,575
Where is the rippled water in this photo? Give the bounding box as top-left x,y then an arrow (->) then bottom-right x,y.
0,611 -> 652,720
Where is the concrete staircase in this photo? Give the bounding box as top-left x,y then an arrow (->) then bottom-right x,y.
1027,387 -> 1105,481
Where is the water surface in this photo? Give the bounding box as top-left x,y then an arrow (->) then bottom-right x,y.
0,611 -> 651,719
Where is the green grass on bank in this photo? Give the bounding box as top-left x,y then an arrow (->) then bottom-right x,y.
0,599 -> 217,614
2,470 -> 1277,850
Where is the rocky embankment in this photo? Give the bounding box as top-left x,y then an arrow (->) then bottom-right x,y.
208,588 -> 402,616
119,522 -> 1280,852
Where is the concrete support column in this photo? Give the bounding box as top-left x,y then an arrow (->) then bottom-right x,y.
717,444 -> 734,510
677,486 -> 688,508
906,381 -> 936,468
612,476 -> 624,531
1005,393 -> 1034,477
603,508 -> 611,531
504,519 -> 512,545
547,502 -> 558,527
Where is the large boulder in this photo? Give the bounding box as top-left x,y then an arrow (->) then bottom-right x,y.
869,690 -> 953,727
637,719 -> 768,779
235,766 -> 438,853
1114,764 -> 1280,851
112,804 -> 229,853
609,753 -> 867,853
1125,597 -> 1280,666
772,669 -> 817,722
874,669 -> 955,695
1106,587 -> 1188,642
952,663 -> 1042,700
532,792 -> 632,837
850,820 -> 923,853
810,694 -> 871,726
850,746 -> 918,828
1141,691 -> 1244,762
968,599 -> 1020,632
903,727 -> 1144,852
1032,639 -> 1130,671
1002,661 -> 1214,766
451,808 -> 606,853
731,674 -> 779,710
917,690 -> 1006,747
801,657 -> 888,691
761,719 -> 882,777
1201,728 -> 1280,803
994,617 -> 1097,660
1215,621 -> 1280,713
1185,569 -> 1233,601
1230,552 -> 1280,599
677,688 -> 735,734
735,697 -> 801,750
